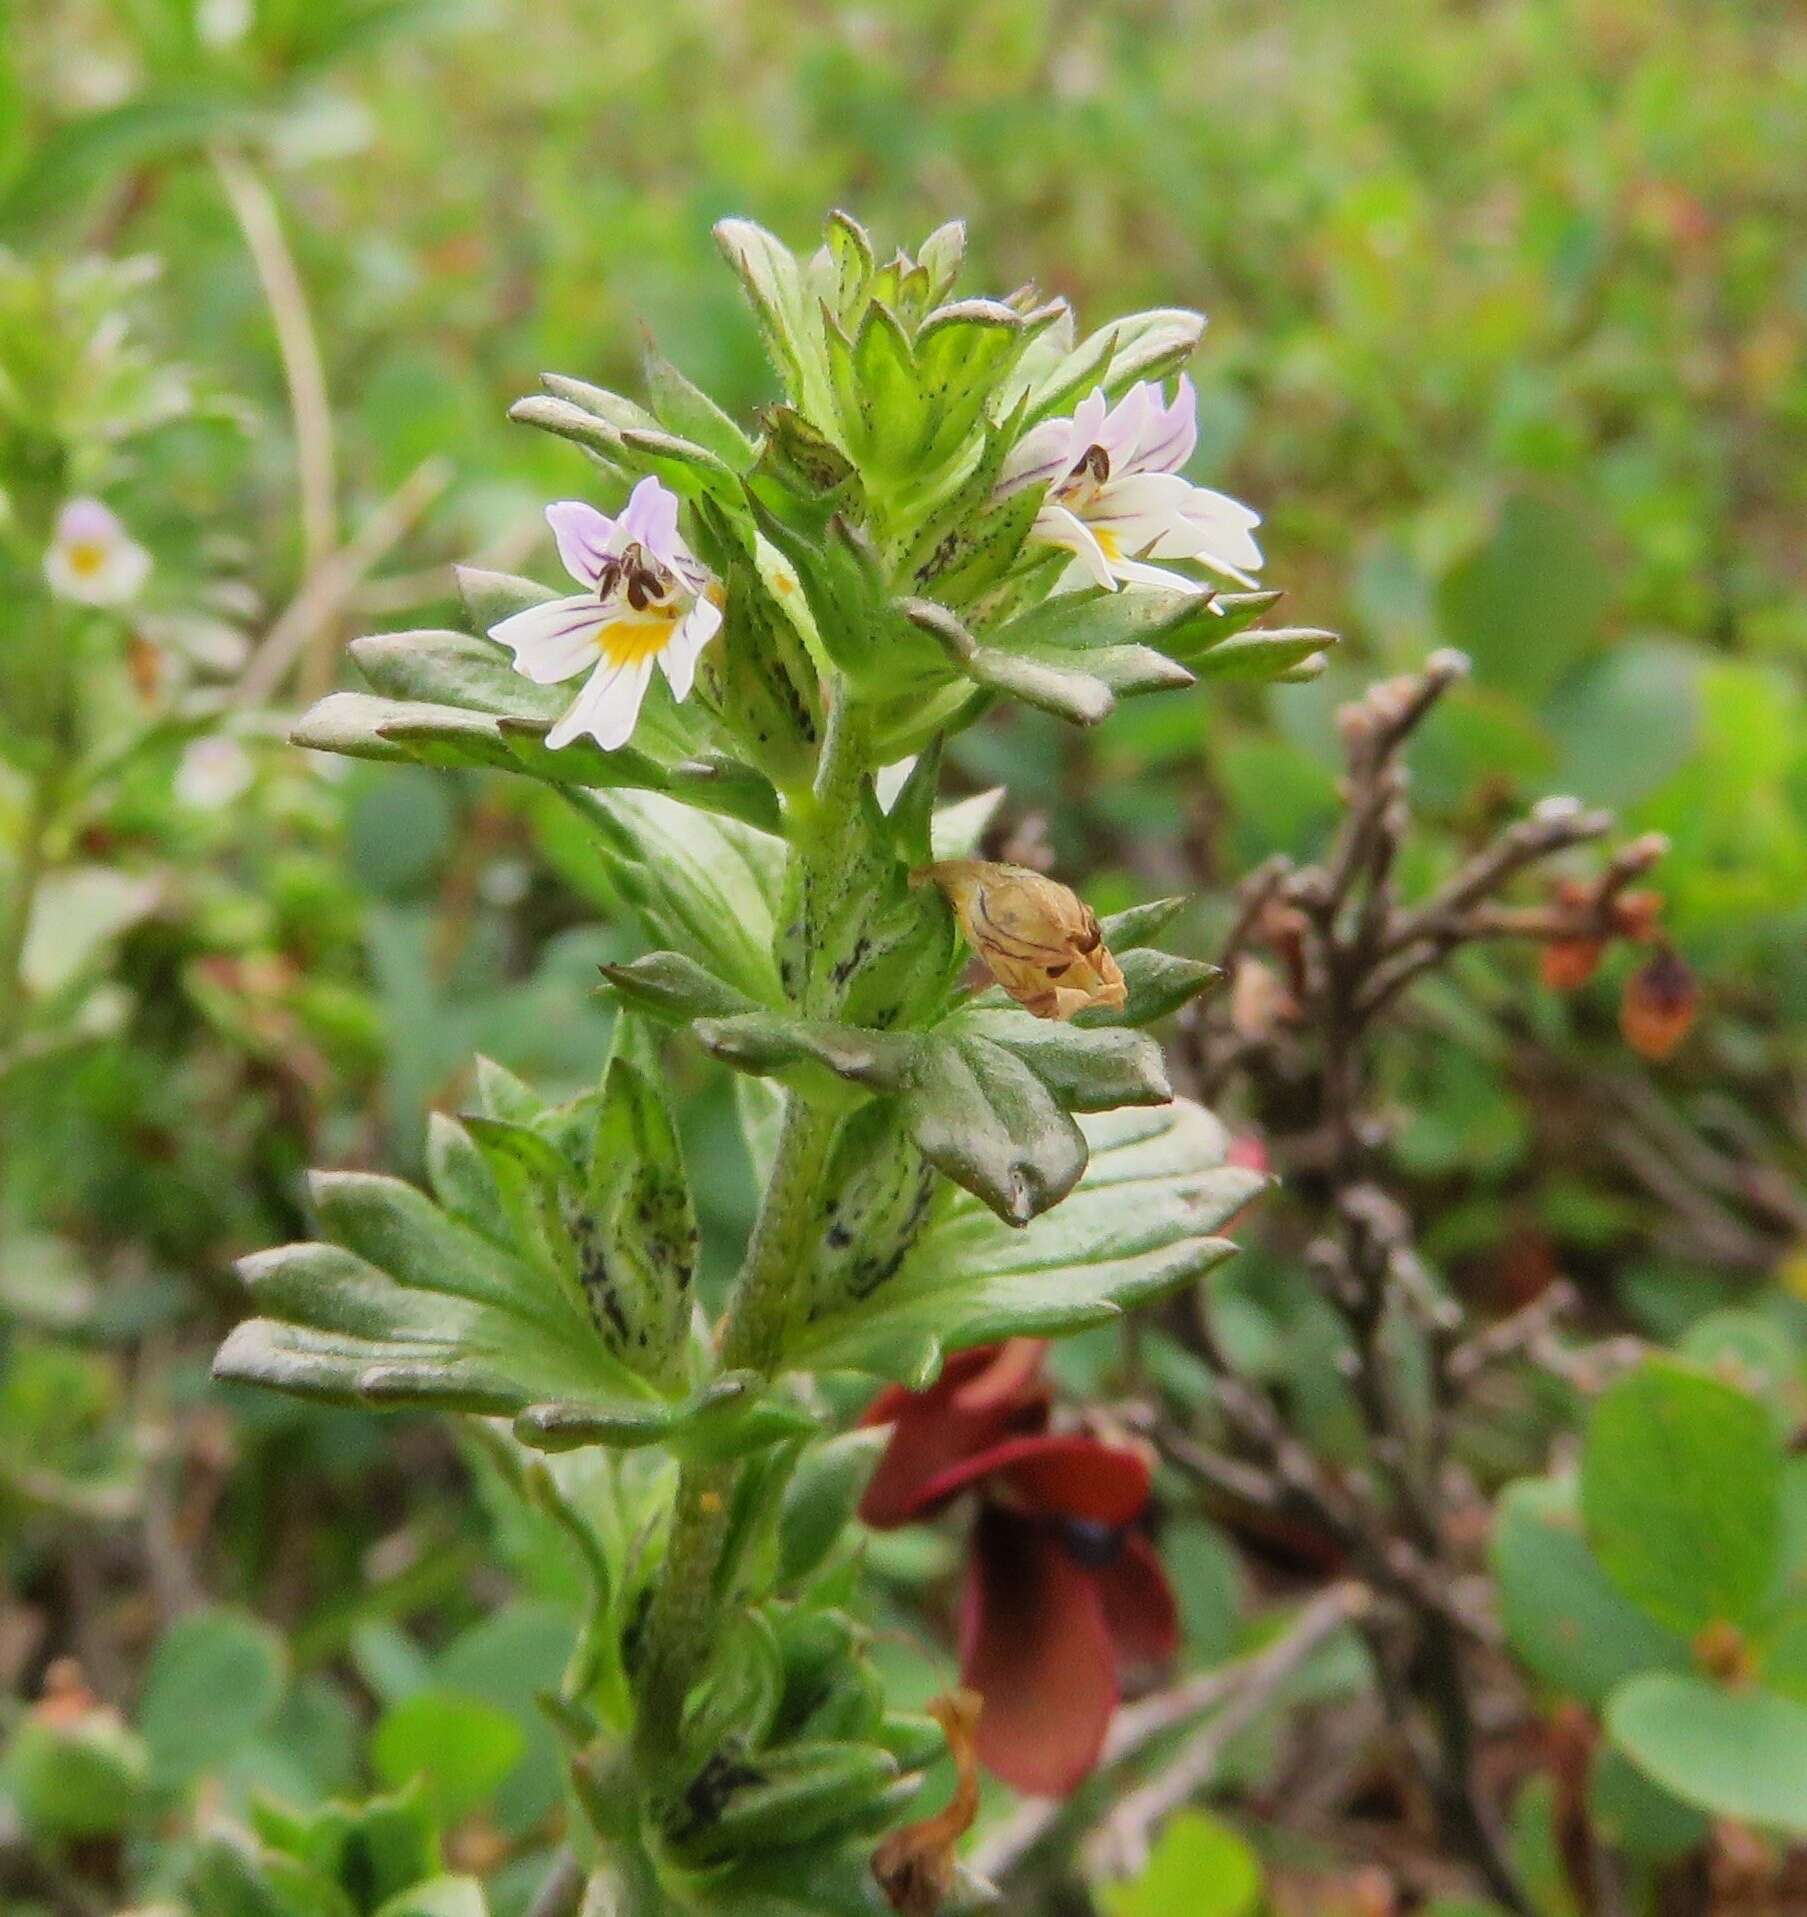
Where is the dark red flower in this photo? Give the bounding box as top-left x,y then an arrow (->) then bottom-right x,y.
859,1343 -> 1178,1796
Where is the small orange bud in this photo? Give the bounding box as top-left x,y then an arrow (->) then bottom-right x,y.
1693,1619 -> 1753,1687
1621,949 -> 1697,1060
1610,888 -> 1664,941
916,861 -> 1126,1022
33,1659 -> 100,1729
1540,937 -> 1604,993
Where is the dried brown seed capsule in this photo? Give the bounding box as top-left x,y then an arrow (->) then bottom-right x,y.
916,860 -> 1126,1021
1620,949 -> 1698,1060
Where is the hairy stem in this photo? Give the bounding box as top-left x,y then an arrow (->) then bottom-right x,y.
630,682 -> 870,1775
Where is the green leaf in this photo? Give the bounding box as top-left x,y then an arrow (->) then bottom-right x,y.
945,1008 -> 1172,1111
5,1714 -> 150,1840
347,627 -> 564,720
1675,1308 -> 1803,1442
294,680 -> 781,833
1547,639 -> 1700,808
600,951 -> 763,1024
140,1607 -> 287,1788
216,1135 -> 661,1415
904,597 -> 1114,726
790,1099 -> 1261,1380
437,1603 -> 572,1838
248,1784 -> 441,1910
191,1834 -> 359,1917
670,1739 -> 900,1862
1493,1477 -> 1690,1706
1607,1673 -> 1807,1837
690,1008 -> 1152,1226
0,93 -> 256,231
374,1877 -> 489,1917
576,1045 -> 698,1386
1580,1356 -> 1783,1636
1186,626 -> 1338,683
572,788 -> 786,1004
914,299 -> 1038,459
371,1691 -> 524,1824
715,218 -> 837,427
1019,308 -> 1205,424
1098,1809 -> 1262,1917
515,1369 -> 813,1461
1438,491 -> 1612,700
645,348 -> 757,470
1587,1746 -> 1709,1864
777,1428 -> 888,1586
844,300 -> 925,469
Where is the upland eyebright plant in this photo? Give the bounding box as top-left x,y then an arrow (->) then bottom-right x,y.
214,213 -> 1338,1913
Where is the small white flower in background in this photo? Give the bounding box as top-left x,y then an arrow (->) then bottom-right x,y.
998,378 -> 1263,595
489,476 -> 723,752
196,0 -> 253,48
175,736 -> 255,809
45,499 -> 152,607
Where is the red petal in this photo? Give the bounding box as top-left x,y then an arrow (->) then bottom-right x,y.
909,1432 -> 1150,1524
959,1508 -> 1119,1796
952,1338 -> 1047,1412
1094,1531 -> 1181,1667
858,1347 -> 1050,1529
860,1344 -> 999,1433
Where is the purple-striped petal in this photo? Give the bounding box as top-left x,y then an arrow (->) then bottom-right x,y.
617,475 -> 681,564
489,593 -> 608,684
546,501 -> 619,590
1127,375 -> 1198,476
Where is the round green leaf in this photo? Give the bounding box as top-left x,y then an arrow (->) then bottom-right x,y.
6,1714 -> 150,1839
1607,1673 -> 1807,1837
1588,1745 -> 1708,1864
1677,1309 -> 1802,1443
370,1691 -> 524,1824
1493,1477 -> 1690,1705
1580,1357 -> 1783,1635
1098,1810 -> 1262,1917
1437,491 -> 1611,700
140,1607 -> 288,1788
1546,639 -> 1699,808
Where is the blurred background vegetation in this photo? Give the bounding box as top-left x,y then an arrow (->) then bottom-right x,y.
2,2 -> 1804,1912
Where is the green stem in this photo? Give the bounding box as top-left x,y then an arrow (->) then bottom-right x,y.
631,1089 -> 839,1769
0,764 -> 58,1059
630,682 -> 869,1777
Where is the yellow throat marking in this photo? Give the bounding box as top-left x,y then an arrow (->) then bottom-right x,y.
595,609 -> 679,669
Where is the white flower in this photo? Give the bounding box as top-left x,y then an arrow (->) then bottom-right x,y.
196,0 -> 253,48
997,378 -> 1262,594
45,498 -> 152,607
175,736 -> 255,809
489,477 -> 723,752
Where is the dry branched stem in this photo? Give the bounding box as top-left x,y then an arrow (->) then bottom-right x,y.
1165,653 -> 1688,1912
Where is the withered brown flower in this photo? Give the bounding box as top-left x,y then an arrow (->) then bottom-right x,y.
871,1688 -> 984,1916
916,859 -> 1126,1022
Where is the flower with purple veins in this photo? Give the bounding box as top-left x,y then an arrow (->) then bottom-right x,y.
489,475 -> 722,752
998,377 -> 1263,595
